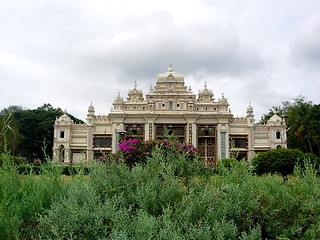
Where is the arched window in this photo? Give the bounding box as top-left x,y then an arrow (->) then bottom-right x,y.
59,145 -> 65,162
169,101 -> 173,110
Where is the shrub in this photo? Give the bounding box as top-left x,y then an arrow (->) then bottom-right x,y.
2,142 -> 320,239
301,152 -> 320,169
252,148 -> 305,180
217,158 -> 239,168
113,138 -> 199,169
0,162 -> 67,239
0,153 -> 25,166
116,139 -> 157,167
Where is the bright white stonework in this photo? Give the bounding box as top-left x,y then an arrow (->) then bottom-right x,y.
53,65 -> 287,165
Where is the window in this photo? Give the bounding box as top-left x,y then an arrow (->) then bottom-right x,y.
236,152 -> 247,160
93,136 -> 112,148
230,136 -> 248,148
156,124 -> 186,143
198,125 -> 215,136
60,131 -> 65,139
125,124 -> 144,140
169,102 -> 173,110
276,131 -> 281,139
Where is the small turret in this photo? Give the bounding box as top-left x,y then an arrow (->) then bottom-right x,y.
127,82 -> 144,103
197,82 -> 214,103
86,102 -> 95,125
88,102 -> 94,115
246,102 -> 254,124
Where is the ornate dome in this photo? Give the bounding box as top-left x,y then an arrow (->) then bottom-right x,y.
128,82 -> 143,95
57,110 -> 73,124
218,93 -> 228,103
156,64 -> 184,82
198,82 -> 213,98
127,81 -> 144,102
197,82 -> 214,103
267,114 -> 283,125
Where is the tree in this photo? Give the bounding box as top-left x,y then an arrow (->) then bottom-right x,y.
260,105 -> 287,124
286,97 -> 313,153
306,104 -> 320,156
252,148 -> 306,181
260,96 -> 320,157
0,104 -> 84,162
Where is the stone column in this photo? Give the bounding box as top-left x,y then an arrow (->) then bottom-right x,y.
86,125 -> 93,162
247,126 -> 255,160
143,115 -> 158,141
217,122 -> 230,160
184,116 -> 198,146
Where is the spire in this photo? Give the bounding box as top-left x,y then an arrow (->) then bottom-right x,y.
204,82 -> 207,89
246,102 -> 254,123
247,102 -> 253,112
134,81 -> 137,89
88,102 -> 94,113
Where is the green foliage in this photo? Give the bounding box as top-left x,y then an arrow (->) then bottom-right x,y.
1,145 -> 320,239
252,148 -> 305,178
114,138 -> 200,172
217,158 -> 240,169
260,97 -> 320,157
17,165 -> 91,175
0,160 -> 67,239
0,104 -> 83,162
0,153 -> 26,166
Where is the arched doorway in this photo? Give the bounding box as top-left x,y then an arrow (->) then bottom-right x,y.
59,145 -> 65,162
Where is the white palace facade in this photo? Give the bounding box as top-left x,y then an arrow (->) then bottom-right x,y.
53,65 -> 287,166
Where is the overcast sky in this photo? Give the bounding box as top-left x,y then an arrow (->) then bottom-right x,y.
1,0 -> 319,122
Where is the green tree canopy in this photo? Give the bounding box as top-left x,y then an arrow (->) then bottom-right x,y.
0,104 -> 83,162
260,96 -> 320,156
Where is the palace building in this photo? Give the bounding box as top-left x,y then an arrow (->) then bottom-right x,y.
53,65 -> 287,165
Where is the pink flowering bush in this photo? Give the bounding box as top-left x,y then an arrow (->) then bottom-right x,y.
115,138 -> 199,168
117,139 -> 157,167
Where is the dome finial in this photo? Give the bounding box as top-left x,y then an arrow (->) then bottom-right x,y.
134,81 -> 137,89
168,64 -> 173,72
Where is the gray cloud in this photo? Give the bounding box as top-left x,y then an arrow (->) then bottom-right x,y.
290,13 -> 320,68
0,0 -> 319,121
72,21 -> 264,83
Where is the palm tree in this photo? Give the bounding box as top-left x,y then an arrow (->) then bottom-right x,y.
286,99 -> 313,153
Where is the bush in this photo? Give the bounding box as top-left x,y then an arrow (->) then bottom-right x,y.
302,152 -> 320,168
217,158 -> 239,169
252,148 -> 306,180
17,165 -> 91,175
0,153 -> 26,166
112,138 -> 200,169
2,144 -> 320,239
